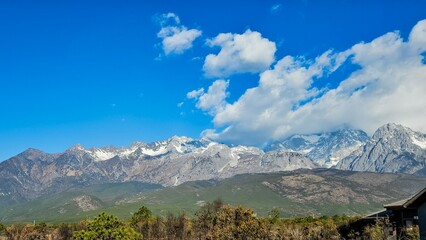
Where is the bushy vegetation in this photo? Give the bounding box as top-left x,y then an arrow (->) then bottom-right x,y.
0,200 -> 416,239
73,212 -> 141,240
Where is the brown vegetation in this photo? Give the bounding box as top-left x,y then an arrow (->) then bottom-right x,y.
0,200 -> 420,239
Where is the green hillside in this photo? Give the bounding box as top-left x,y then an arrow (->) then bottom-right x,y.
1,169 -> 425,224
0,182 -> 162,223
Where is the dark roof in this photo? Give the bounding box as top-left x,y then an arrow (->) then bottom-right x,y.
362,209 -> 393,219
385,187 -> 426,209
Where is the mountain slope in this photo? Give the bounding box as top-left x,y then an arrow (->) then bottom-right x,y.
1,169 -> 425,223
336,123 -> 426,174
0,182 -> 162,223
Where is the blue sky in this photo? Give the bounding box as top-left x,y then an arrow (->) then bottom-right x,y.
1,0 -> 426,160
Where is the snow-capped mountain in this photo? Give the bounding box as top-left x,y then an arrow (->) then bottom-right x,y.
265,129 -> 369,167
2,123 -> 426,205
65,136 -> 211,162
0,137 -> 315,203
336,123 -> 426,174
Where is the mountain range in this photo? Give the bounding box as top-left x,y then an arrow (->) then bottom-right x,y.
1,123 -> 426,214
0,136 -> 315,205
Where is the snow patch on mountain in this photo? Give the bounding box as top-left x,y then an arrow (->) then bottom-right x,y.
91,149 -> 117,161
327,143 -> 363,168
141,146 -> 168,156
412,136 -> 426,149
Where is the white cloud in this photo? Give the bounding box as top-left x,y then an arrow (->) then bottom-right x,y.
203,30 -> 277,78
199,19 -> 426,145
156,13 -> 202,55
409,19 -> 426,52
187,80 -> 230,115
158,26 -> 202,55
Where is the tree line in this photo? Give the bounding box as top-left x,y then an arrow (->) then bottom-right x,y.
0,199 -> 420,239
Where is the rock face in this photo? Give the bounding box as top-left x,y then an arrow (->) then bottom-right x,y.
266,129 -> 369,167
0,136 -> 315,203
72,195 -> 102,212
336,123 -> 426,174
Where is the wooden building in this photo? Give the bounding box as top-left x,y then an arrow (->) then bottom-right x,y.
351,187 -> 426,239
384,187 -> 426,239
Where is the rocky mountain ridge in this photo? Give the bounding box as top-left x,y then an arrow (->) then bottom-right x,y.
1,123 -> 426,206
265,129 -> 369,167
336,123 -> 426,173
0,137 -> 316,204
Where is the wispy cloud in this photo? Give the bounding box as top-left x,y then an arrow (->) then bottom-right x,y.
156,12 -> 180,26
270,3 -> 282,14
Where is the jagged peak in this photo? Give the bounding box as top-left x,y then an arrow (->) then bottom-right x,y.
372,123 -> 414,140
377,123 -> 407,131
129,141 -> 146,149
14,148 -> 50,161
23,147 -> 44,153
66,144 -> 86,152
68,143 -> 86,150
21,148 -> 46,156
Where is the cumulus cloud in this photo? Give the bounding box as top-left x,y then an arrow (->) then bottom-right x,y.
409,19 -> 426,52
187,80 -> 230,115
203,30 -> 277,78
156,13 -> 202,55
198,20 -> 426,145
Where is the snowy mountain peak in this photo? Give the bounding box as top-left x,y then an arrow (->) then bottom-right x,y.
372,123 -> 412,140
63,136 -> 216,161
367,123 -> 426,151
265,128 -> 369,167
3,123 -> 426,199
336,123 -> 426,174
